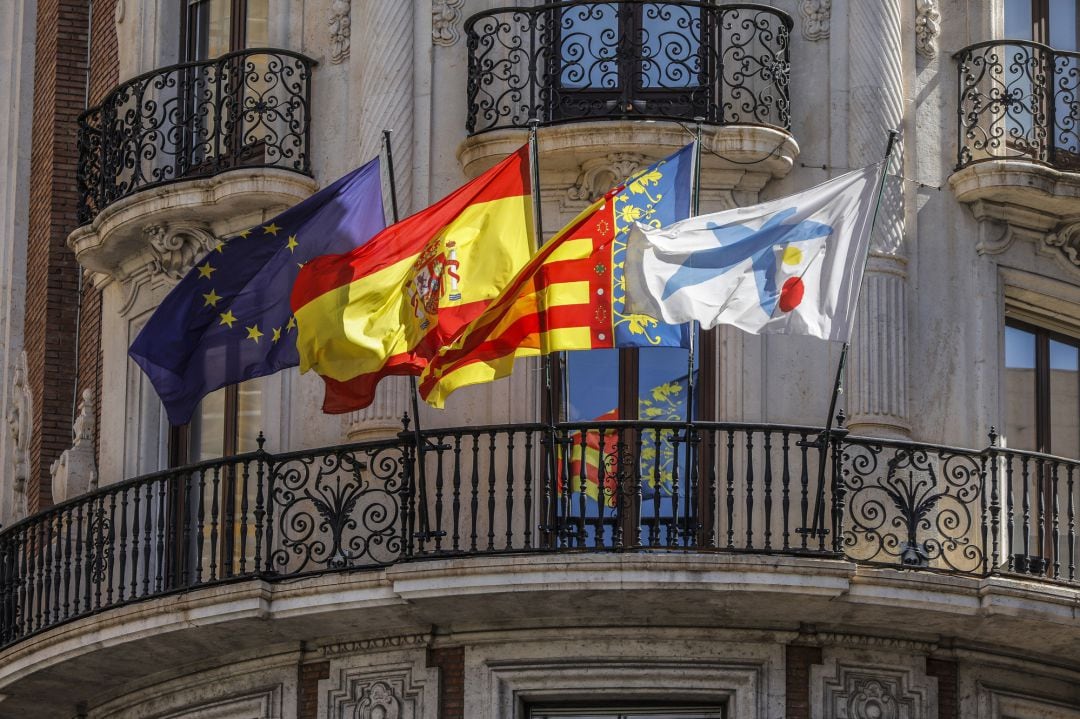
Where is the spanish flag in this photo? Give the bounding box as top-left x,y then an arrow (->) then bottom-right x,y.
418,146 -> 693,408
291,147 -> 532,412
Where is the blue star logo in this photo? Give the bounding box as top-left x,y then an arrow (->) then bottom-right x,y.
661,208 -> 834,316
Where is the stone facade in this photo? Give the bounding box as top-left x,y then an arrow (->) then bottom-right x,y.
1,0 -> 1079,718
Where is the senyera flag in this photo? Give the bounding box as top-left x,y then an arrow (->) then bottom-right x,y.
418,145 -> 693,408
624,163 -> 884,342
291,147 -> 533,413
130,157 -> 385,426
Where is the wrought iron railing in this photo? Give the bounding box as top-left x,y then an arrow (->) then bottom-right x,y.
465,1 -> 792,134
955,40 -> 1080,171
1,420 -> 1077,650
76,48 -> 315,224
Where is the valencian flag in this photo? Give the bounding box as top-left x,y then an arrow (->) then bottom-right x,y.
624,163 -> 883,341
130,158 -> 385,426
418,145 -> 694,408
291,147 -> 533,413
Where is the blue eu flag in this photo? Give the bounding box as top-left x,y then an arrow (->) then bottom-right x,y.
130,158 -> 385,426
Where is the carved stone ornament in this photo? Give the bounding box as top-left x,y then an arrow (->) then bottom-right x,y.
568,153 -> 648,202
915,0 -> 941,58
1047,221 -> 1080,269
325,668 -> 427,719
50,388 -> 99,504
330,0 -> 352,64
143,222 -> 216,281
816,664 -> 935,719
432,0 -> 465,47
7,351 -> 31,493
801,0 -> 831,41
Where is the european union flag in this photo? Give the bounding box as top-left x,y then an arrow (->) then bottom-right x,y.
130,158 -> 385,425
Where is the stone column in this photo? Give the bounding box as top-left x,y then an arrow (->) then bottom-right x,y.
846,0 -> 910,436
345,0 -> 416,440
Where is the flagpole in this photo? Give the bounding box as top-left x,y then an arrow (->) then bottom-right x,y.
383,129 -> 432,544
808,129 -> 900,542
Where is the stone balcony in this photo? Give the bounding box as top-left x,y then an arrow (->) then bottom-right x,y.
458,2 -> 798,212
950,39 -> 1080,268
67,48 -> 318,284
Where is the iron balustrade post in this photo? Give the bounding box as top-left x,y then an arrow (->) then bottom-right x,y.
986,427 -> 1000,575
829,414 -> 850,555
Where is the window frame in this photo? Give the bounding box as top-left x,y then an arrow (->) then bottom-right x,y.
1004,318 -> 1080,456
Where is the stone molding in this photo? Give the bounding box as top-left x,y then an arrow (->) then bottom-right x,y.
321,634 -> 432,658
968,208 -> 1080,280
813,662 -> 937,719
567,152 -> 648,203
324,664 -> 431,719
49,388 -> 98,504
801,0 -> 831,41
432,0 -> 465,47
345,376 -> 411,441
329,0 -> 351,64
796,631 -> 937,654
915,0 -> 941,59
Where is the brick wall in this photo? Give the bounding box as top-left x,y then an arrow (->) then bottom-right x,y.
296,661 -> 330,719
927,658 -> 958,719
785,645 -> 822,719
428,646 -> 465,719
25,0 -> 90,512
25,0 -> 117,513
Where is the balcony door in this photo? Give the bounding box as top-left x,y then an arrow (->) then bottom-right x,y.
549,2 -> 712,122
182,0 -> 268,62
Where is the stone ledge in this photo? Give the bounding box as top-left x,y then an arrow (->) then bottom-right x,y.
949,159 -> 1080,231
67,168 -> 319,282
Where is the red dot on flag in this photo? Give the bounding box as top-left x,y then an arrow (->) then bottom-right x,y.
779,276 -> 804,313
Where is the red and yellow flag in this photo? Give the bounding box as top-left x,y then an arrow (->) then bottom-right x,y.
418,193 -> 621,408
291,147 -> 532,412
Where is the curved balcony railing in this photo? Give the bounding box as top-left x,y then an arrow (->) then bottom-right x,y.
955,40 -> 1080,171
76,48 -> 315,224
465,1 -> 792,134
1,420 -> 1078,650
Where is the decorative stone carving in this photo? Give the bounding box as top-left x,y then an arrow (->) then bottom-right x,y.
815,663 -> 936,719
325,666 -> 429,719
322,634 -> 431,658
115,0 -> 124,24
801,0 -> 831,41
330,0 -> 352,64
144,222 -> 216,281
50,388 -> 98,504
432,0 -> 466,47
1047,221 -> 1080,269
6,351 -> 30,494
915,0 -> 941,59
568,153 -> 648,202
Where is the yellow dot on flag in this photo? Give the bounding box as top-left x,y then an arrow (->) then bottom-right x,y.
286,235 -> 299,253
197,262 -> 216,279
263,222 -> 281,236
246,324 -> 264,343
219,310 -> 237,328
782,246 -> 804,265
202,289 -> 222,307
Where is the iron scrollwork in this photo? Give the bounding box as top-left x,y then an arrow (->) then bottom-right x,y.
268,445 -> 405,573
76,48 -> 315,224
465,1 -> 791,134
842,442 -> 984,573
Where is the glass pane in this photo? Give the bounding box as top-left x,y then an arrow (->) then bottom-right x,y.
1005,0 -> 1033,39
559,4 -> 619,89
186,0 -> 232,61
245,0 -> 270,47
236,379 -> 263,453
1049,339 -> 1079,457
639,3 -> 702,89
1005,325 -> 1038,451
566,349 -> 620,421
190,387 -> 226,462
1049,0 -> 1080,51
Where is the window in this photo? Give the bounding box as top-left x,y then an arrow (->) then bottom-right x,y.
1004,320 -> 1080,458
530,707 -> 724,719
182,0 -> 269,62
170,379 -> 263,465
550,2 -> 710,121
1005,0 -> 1080,50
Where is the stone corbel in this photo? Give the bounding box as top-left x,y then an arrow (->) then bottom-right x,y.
1043,220 -> 1080,276
432,0 -> 466,47
567,153 -> 648,203
118,222 -> 216,317
50,389 -> 99,504
801,0 -> 831,41
330,0 -> 352,64
915,0 -> 941,59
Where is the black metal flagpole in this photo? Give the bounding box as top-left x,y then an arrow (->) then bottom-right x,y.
807,129 -> 900,543
383,129 -> 432,545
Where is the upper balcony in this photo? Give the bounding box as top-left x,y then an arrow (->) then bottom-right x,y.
950,40 -> 1080,246
69,48 -> 319,283
458,1 -> 797,197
